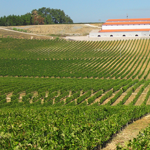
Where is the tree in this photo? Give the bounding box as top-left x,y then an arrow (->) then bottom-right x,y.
0,16 -> 7,26
23,14 -> 31,25
0,7 -> 73,26
31,9 -> 45,25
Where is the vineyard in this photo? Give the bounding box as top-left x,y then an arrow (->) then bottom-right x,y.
1,37 -> 150,149
0,38 -> 150,79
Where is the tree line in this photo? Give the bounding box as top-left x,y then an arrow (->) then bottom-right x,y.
0,7 -> 73,26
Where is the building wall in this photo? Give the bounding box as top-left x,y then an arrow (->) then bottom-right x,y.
89,31 -> 150,38
89,18 -> 150,38
102,24 -> 150,30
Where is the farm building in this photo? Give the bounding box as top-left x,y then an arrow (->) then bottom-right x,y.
89,18 -> 150,37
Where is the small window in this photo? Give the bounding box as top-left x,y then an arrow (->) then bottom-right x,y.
135,34 -> 138,36
110,35 -> 113,37
98,35 -> 101,37
123,35 -> 126,37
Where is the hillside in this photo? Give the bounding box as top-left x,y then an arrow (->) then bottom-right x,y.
0,37 -> 150,149
0,38 -> 150,106
0,23 -> 102,39
0,38 -> 149,80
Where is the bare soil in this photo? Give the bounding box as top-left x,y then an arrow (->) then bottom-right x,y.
135,84 -> 150,106
69,91 -> 72,97
143,61 -> 150,79
112,93 -> 126,106
146,96 -> 150,105
19,24 -> 102,36
6,92 -> 13,102
0,28 -> 52,40
45,91 -> 49,98
124,84 -> 143,105
103,114 -> 150,150
101,91 -> 114,105
0,24 -> 102,39
19,91 -> 26,102
91,94 -> 103,105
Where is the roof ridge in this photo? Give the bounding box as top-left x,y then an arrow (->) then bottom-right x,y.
103,21 -> 150,25
99,29 -> 150,32
107,18 -> 150,22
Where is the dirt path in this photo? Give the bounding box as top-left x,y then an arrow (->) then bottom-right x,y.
19,91 -> 26,102
101,92 -> 114,105
7,24 -> 102,36
0,28 -> 52,39
124,84 -> 143,105
0,27 -> 37,35
6,92 -> 13,102
146,96 -> 150,105
135,84 -> 150,105
84,24 -> 101,28
112,85 -> 136,106
143,61 -> 150,79
112,93 -> 126,106
103,114 -> 150,150
147,69 -> 150,80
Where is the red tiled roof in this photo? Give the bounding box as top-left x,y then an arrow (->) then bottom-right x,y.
103,21 -> 150,25
107,18 -> 150,22
99,29 -> 150,33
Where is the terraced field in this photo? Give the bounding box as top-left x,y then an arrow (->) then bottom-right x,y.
0,77 -> 150,107
1,37 -> 150,149
0,38 -> 150,79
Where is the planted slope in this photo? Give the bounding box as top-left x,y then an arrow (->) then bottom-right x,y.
0,38 -> 150,79
0,77 -> 150,107
0,105 -> 150,149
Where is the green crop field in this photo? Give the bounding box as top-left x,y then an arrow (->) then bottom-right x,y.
1,37 -> 150,149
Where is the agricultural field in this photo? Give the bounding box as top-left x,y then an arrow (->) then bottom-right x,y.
7,24 -> 102,36
0,38 -> 150,79
0,23 -> 102,39
1,37 -> 150,149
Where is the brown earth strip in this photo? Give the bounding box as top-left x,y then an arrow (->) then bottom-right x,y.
91,94 -> 103,105
123,40 -> 144,79
124,84 -> 143,105
146,96 -> 150,105
19,91 -> 26,102
101,92 -> 114,105
147,69 -> 150,80
139,58 -> 150,79
6,92 -> 13,102
135,84 -> 150,106
143,61 -> 150,79
45,91 -> 49,97
103,114 -> 150,150
30,91 -> 38,103
0,28 -> 52,40
112,93 -> 126,106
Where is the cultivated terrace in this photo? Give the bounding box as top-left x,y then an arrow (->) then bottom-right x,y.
0,37 -> 150,149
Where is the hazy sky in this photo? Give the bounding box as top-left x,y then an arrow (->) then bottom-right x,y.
1,0 -> 150,23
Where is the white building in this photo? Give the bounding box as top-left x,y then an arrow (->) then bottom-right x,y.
89,18 -> 150,37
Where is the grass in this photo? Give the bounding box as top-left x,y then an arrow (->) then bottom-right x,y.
12,28 -> 27,32
0,28 -> 52,39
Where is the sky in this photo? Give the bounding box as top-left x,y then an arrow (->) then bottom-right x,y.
1,0 -> 150,23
